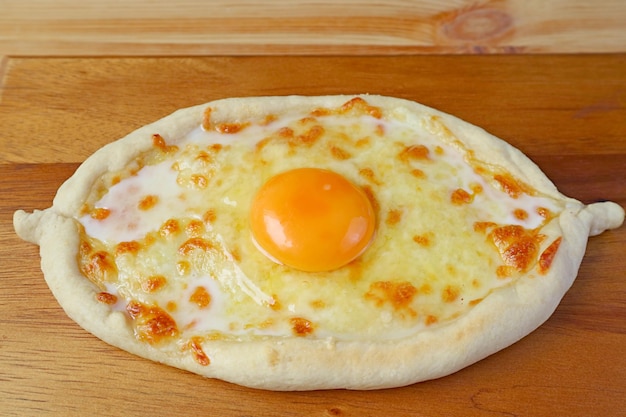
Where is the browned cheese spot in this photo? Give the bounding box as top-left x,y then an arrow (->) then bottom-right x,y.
189,337 -> 211,366
208,143 -> 223,153
536,207 -> 552,219
451,188 -> 472,205
96,292 -> 118,305
473,221 -> 497,233
159,219 -> 180,237
185,219 -> 205,237
410,168 -> 426,179
493,173 -> 531,199
216,122 -> 250,134
419,283 -> 433,294
365,281 -> 418,318
230,247 -> 242,262
310,107 -> 331,117
269,295 -> 282,311
143,233 -> 157,247
297,125 -> 325,146
469,298 -> 483,306
176,261 -> 191,276
261,114 -> 278,125
195,151 -> 213,164
248,319 -> 275,331
412,234 -> 431,247
116,241 -> 141,255
90,207 -> 111,220
253,137 -> 274,154
355,137 -> 371,148
126,301 -> 179,344
138,195 -> 159,211
538,237 -> 562,274
203,209 -> 217,223
471,183 -> 483,194
489,225 -> 545,272
152,133 -> 179,153
385,209 -> 403,226
441,285 -> 460,303
190,174 -> 209,189
398,145 -> 430,162
339,97 -> 383,119
290,317 -> 315,337
142,275 -> 167,293
496,265 -> 518,279
79,203 -> 91,217
330,145 -> 352,160
152,133 -> 166,149
298,116 -> 317,125
429,115 -> 459,139
79,242 -> 117,285
278,127 -> 295,139
202,107 -> 213,130
129,164 -> 142,177
358,168 -> 382,185
189,286 -> 211,309
514,209 -> 529,221
178,238 -> 214,256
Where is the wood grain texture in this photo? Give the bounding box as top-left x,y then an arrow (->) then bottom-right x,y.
2,55 -> 625,165
1,56 -> 625,416
1,0 -> 626,56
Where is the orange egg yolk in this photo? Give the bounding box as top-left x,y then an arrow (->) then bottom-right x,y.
250,168 -> 376,272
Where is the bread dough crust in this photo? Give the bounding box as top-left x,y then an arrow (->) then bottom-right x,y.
14,95 -> 624,390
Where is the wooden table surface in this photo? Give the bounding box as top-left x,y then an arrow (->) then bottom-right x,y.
1,1 -> 626,416
1,54 -> 625,417
2,0 -> 626,56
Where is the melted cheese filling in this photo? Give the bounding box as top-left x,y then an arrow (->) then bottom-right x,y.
77,98 -> 563,347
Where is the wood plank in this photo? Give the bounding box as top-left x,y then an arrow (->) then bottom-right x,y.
1,55 -> 625,165
1,0 -> 626,56
1,56 -> 625,416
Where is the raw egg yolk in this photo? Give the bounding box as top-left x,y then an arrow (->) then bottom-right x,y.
250,168 -> 376,272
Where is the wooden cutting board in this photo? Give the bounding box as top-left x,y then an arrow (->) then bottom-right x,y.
1,55 -> 625,416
